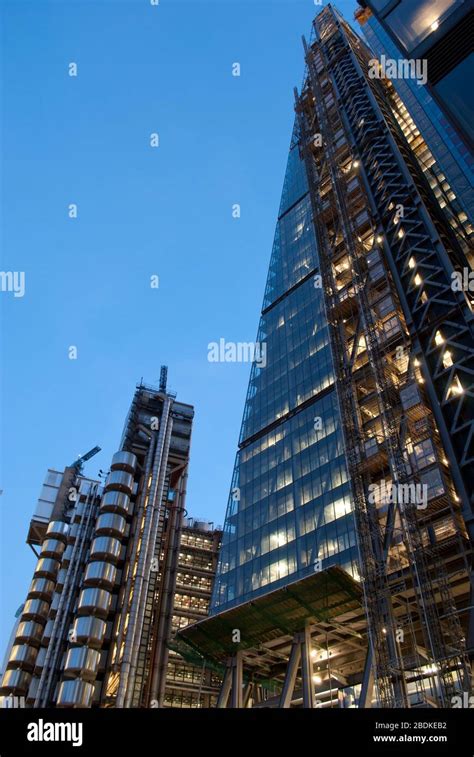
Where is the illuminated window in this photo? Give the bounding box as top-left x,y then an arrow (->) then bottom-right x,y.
383,315 -> 401,339
448,375 -> 464,397
442,350 -> 453,369
412,439 -> 436,469
434,330 -> 445,346
420,468 -> 445,500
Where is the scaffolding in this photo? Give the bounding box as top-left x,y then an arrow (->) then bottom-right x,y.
293,5 -> 472,707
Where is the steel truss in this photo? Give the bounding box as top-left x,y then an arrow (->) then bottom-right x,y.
294,5 -> 472,707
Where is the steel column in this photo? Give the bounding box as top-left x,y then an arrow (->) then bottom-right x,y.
216,663 -> 232,709
279,636 -> 302,708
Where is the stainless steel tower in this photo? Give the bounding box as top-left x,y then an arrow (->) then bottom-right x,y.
0,378 -> 195,708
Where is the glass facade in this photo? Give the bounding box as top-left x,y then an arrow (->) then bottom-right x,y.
434,54 -> 474,145
165,524 -> 221,707
373,0 -> 464,53
211,126 -> 358,613
361,0 -> 473,157
360,15 -> 474,234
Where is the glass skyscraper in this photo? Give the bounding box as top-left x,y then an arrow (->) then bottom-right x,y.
197,3 -> 472,709
211,124 -> 358,612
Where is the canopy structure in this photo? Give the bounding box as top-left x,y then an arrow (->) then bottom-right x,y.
176,567 -> 364,691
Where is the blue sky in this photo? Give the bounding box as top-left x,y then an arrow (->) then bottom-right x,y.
0,0 -> 358,656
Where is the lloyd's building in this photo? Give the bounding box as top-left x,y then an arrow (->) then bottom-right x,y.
178,4 -> 474,708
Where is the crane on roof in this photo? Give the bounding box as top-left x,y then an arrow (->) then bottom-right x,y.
70,445 -> 101,473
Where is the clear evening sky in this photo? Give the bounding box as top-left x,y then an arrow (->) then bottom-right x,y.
0,0 -> 358,657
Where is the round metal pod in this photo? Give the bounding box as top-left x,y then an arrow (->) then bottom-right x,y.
35,558 -> 60,580
77,588 -> 112,619
63,646 -> 100,681
90,536 -> 122,563
27,577 -> 55,601
56,679 -> 95,708
40,538 -> 66,559
15,621 -> 43,646
72,616 -> 107,648
95,513 -> 126,539
110,451 -> 137,474
83,561 -> 117,591
45,520 -> 69,542
100,490 -> 132,516
0,668 -> 31,694
22,599 -> 50,624
8,644 -> 38,671
104,470 -> 134,496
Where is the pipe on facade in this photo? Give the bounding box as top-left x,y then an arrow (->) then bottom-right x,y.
55,452 -> 136,707
0,523 -> 69,698
116,396 -> 173,708
149,465 -> 188,706
111,438 -> 156,677
35,482 -> 99,706
137,424 -> 153,439
123,401 -> 174,707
